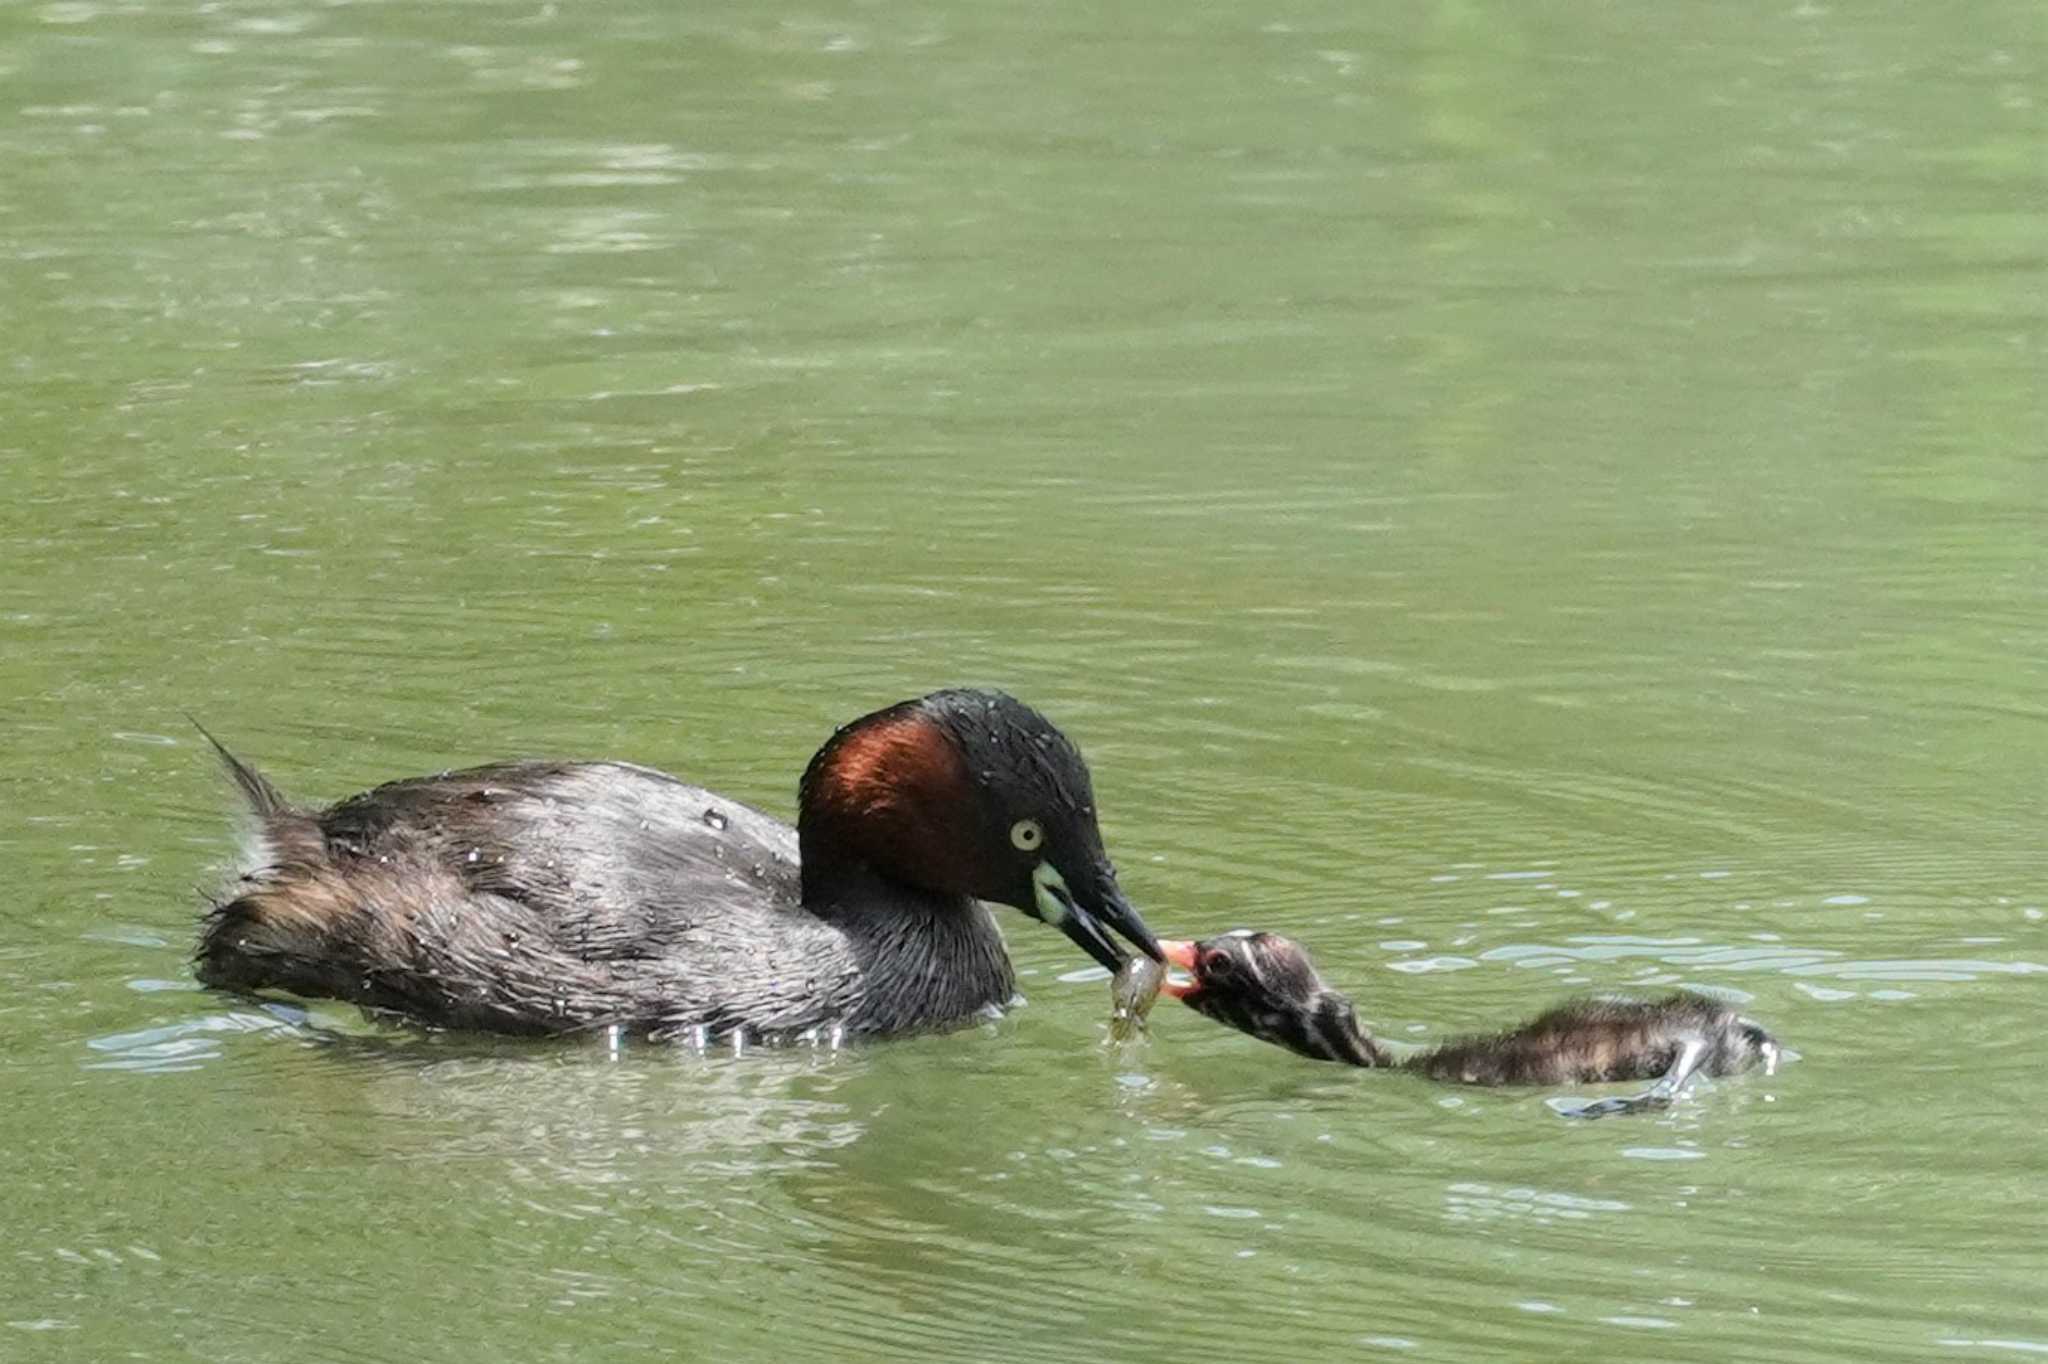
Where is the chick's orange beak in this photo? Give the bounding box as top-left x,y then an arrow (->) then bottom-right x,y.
1159,938 -> 1199,999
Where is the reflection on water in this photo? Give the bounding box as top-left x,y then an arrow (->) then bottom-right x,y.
1443,1181 -> 1631,1224
1480,936 -> 2048,984
86,1003 -> 315,1074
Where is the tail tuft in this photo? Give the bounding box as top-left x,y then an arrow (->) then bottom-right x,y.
188,716 -> 290,819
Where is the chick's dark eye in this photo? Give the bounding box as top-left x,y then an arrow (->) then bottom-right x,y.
1202,950 -> 1235,978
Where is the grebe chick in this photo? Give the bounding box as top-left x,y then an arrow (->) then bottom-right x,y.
1162,933 -> 1779,1117
195,689 -> 1162,1042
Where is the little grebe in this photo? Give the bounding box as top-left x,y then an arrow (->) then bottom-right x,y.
195,689 -> 1161,1042
1163,933 -> 1779,1116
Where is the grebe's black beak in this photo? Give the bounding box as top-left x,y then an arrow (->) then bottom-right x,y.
1031,861 -> 1162,972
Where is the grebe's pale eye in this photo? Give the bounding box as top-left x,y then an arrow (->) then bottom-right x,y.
1009,818 -> 1044,852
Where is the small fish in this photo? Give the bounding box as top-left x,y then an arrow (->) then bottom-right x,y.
1108,954 -> 1165,1042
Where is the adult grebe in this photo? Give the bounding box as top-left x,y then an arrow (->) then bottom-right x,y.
195,689 -> 1161,1042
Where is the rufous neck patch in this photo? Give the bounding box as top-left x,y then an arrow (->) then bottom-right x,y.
801,708 -> 988,898
814,711 -> 969,819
